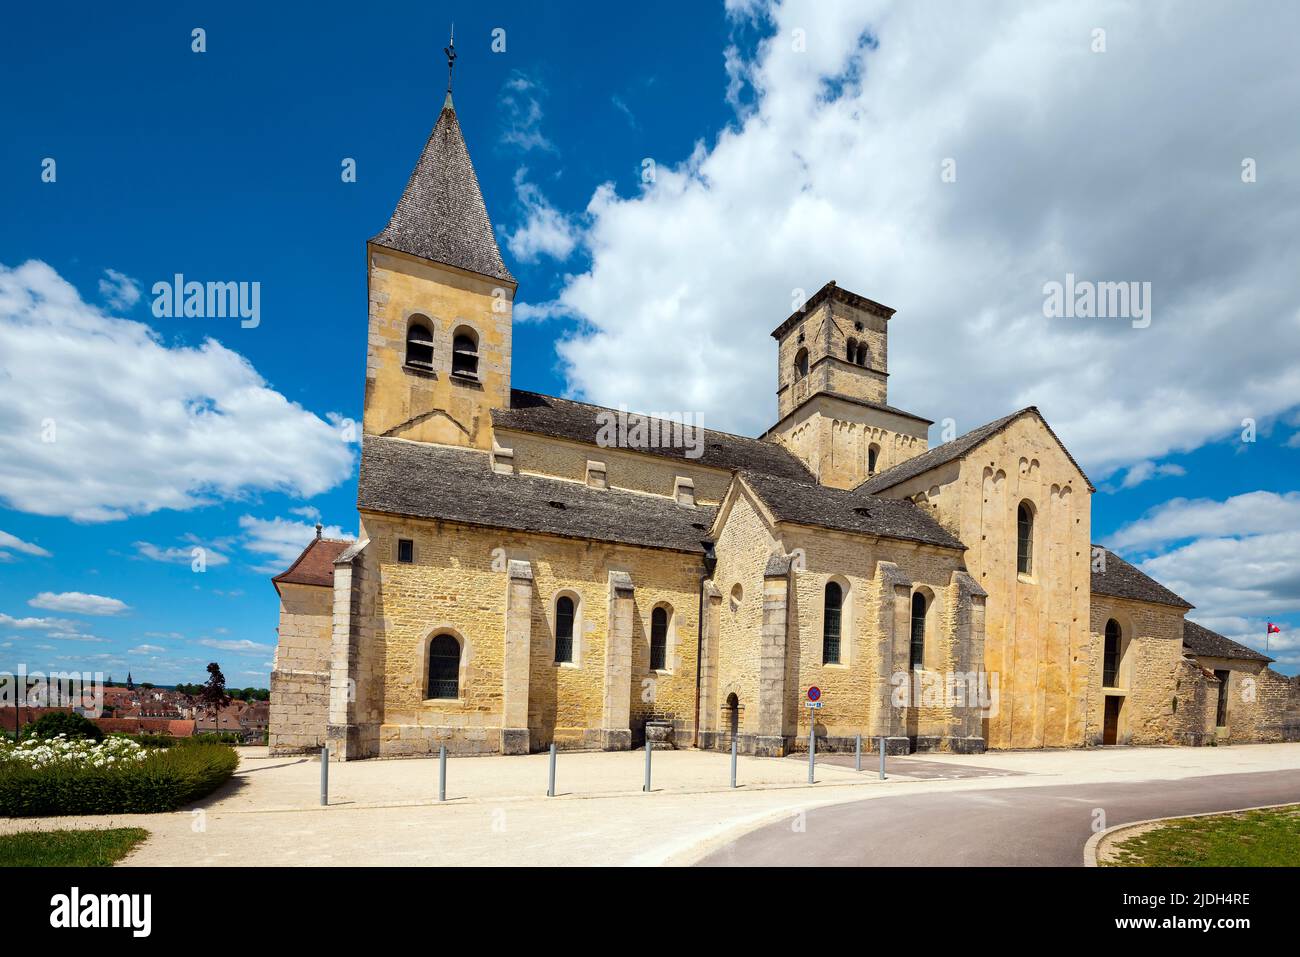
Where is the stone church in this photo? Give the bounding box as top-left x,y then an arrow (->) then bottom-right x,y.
269,84 -> 1299,760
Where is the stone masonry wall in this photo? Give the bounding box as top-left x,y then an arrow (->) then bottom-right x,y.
269,582 -> 333,754
1086,595 -> 1185,745
359,510 -> 703,757
499,429 -> 733,505
884,414 -> 1092,749
363,249 -> 513,449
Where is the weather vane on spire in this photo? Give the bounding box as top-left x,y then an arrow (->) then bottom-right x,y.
444,23 -> 457,99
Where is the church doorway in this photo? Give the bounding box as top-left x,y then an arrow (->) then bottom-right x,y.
1102,697 -> 1122,745
1214,670 -> 1231,727
725,693 -> 739,750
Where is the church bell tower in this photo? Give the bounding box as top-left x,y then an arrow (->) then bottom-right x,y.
362,32 -> 517,450
765,281 -> 931,488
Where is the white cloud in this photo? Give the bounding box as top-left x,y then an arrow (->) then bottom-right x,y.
0,260 -> 355,521
499,73 -> 555,153
1120,461 -> 1186,489
1108,492 -> 1300,551
134,539 -> 230,567
28,591 -> 129,616
239,514 -> 354,573
0,612 -> 80,631
536,0 -> 1300,480
98,268 -> 141,311
507,170 -> 580,263
289,505 -> 321,521
0,529 -> 50,561
1107,490 -> 1300,668
0,612 -> 106,642
512,300 -> 570,324
128,644 -> 166,655
198,637 -> 272,654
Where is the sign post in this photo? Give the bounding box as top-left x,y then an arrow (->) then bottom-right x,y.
805,686 -> 822,784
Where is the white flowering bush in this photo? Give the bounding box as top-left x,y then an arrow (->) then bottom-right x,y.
0,733 -> 238,817
0,733 -> 148,770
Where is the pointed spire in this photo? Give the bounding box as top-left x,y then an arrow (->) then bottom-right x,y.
371,45 -> 514,283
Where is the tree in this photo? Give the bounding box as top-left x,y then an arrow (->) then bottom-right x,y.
197,662 -> 232,731
24,711 -> 103,741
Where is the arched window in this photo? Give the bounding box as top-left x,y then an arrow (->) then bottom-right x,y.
822,581 -> 842,664
1017,501 -> 1034,575
794,347 -> 809,381
427,634 -> 460,699
650,606 -> 669,670
909,592 -> 927,670
555,596 -> 575,663
868,443 -> 880,476
846,337 -> 857,361
452,327 -> 479,378
406,320 -> 433,370
856,344 -> 868,366
1103,619 -> 1121,687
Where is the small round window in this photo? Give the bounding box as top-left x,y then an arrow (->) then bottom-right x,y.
729,583 -> 744,613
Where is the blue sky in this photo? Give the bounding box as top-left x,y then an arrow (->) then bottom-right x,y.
2,1 -> 1299,683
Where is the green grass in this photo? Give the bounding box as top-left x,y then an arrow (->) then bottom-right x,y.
1108,805 -> 1300,866
0,828 -> 149,867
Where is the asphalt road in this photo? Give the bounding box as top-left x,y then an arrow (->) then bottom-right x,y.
697,768 -> 1300,866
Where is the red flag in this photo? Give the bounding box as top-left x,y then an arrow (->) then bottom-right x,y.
1267,622 -> 1281,634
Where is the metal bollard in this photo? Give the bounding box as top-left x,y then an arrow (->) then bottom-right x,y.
808,722 -> 816,784
730,736 -> 738,789
644,739 -> 652,792
319,745 -> 329,806
855,734 -> 862,772
438,745 -> 447,802
879,736 -> 887,780
547,742 -> 557,797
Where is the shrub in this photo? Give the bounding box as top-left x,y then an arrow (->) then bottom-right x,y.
23,711 -> 103,742
189,732 -> 243,745
0,742 -> 238,817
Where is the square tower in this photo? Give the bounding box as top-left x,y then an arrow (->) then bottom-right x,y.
772,281 -> 892,418
765,282 -> 931,488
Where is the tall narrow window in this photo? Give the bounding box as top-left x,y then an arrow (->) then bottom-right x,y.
1103,619 -> 1121,687
1017,501 -> 1034,575
406,321 -> 433,370
397,538 -> 414,564
909,592 -> 927,670
822,581 -> 842,664
846,338 -> 857,361
427,635 -> 460,699
794,347 -> 809,381
856,344 -> 868,366
868,444 -> 880,476
452,327 -> 479,378
555,596 -> 575,663
650,607 -> 669,670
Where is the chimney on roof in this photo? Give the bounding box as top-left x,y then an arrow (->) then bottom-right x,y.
315,523 -> 322,539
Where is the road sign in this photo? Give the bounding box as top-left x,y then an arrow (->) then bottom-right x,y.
807,686 -> 821,702
805,700 -> 822,709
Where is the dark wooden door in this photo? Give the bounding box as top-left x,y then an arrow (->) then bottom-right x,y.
1103,697 -> 1121,745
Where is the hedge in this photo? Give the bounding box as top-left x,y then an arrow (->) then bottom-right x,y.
0,743 -> 239,817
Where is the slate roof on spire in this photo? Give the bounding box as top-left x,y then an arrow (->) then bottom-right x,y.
371,103 -> 515,284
